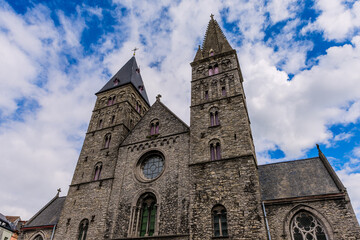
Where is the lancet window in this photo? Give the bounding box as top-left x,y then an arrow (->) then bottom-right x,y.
104,134 -> 111,148
210,140 -> 221,160
93,163 -> 102,181
210,108 -> 220,126
150,119 -> 159,135
78,219 -> 89,240
107,96 -> 116,106
212,205 -> 228,237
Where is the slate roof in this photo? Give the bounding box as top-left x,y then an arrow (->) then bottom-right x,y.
258,157 -> 342,201
23,195 -> 66,228
194,15 -> 233,61
97,56 -> 150,105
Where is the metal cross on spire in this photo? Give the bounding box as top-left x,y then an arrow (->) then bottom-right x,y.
210,13 -> 214,19
132,47 -> 139,56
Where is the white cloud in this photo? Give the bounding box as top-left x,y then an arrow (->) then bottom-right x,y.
302,0 -> 360,41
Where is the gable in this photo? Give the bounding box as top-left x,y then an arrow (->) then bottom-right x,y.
122,100 -> 189,145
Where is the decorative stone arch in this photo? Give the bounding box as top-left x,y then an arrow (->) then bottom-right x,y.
211,204 -> 229,237
128,189 -> 162,237
282,204 -> 334,240
30,231 -> 46,240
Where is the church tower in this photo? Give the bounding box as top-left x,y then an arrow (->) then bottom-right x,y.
189,16 -> 267,239
54,56 -> 150,239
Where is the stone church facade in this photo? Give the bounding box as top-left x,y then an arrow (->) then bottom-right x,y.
22,17 -> 360,240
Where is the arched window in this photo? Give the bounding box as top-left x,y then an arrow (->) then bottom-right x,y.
78,219 -> 89,240
98,119 -> 103,128
94,163 -> 102,181
104,134 -> 111,148
210,140 -> 221,160
212,205 -> 228,237
107,96 -> 116,106
33,235 -> 43,240
214,63 -> 219,74
138,193 -> 157,237
291,211 -> 328,240
150,120 -> 159,135
210,108 -> 220,126
209,66 -> 214,76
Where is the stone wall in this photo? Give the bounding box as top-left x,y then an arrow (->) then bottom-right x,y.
54,84 -> 149,240
265,197 -> 360,240
189,157 -> 267,240
105,100 -> 191,239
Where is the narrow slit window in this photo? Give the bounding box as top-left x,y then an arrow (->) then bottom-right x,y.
111,115 -> 115,124
94,164 -> 102,181
210,112 -> 214,126
98,119 -> 103,128
214,64 -> 219,74
205,91 -> 209,100
104,134 -> 111,148
155,122 -> 159,134
222,86 -> 226,96
216,143 -> 221,160
215,111 -> 219,126
210,144 -> 215,160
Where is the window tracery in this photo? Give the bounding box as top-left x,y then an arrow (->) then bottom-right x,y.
291,211 -> 328,240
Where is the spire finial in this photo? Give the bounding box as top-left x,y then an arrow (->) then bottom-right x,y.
156,94 -> 162,102
57,188 -> 61,197
210,13 -> 214,20
132,47 -> 139,56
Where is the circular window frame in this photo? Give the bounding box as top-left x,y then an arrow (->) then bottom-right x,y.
135,151 -> 165,183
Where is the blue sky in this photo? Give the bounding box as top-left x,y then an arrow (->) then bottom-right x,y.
0,0 -> 360,222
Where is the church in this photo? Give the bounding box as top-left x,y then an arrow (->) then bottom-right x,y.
20,16 -> 360,240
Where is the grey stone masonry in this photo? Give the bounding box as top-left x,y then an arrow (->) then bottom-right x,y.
106,100 -> 190,239
54,82 -> 149,240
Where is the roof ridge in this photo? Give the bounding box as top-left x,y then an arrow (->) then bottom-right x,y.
258,157 -> 320,167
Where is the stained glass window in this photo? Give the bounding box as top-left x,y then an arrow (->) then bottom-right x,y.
291,212 -> 328,240
142,155 -> 164,179
139,195 -> 156,237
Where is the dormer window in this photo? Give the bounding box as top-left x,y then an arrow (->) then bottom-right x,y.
136,68 -> 140,73
113,78 -> 120,86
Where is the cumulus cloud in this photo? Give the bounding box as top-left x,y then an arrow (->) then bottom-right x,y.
1,0 -> 360,223
302,0 -> 360,41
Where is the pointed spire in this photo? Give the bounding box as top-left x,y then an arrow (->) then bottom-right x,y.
194,45 -> 203,61
193,15 -> 233,61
